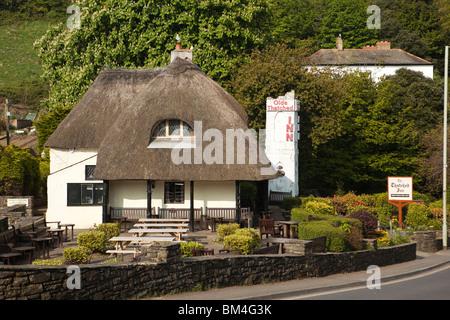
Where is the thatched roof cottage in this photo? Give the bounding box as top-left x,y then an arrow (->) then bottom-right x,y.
45,44 -> 280,229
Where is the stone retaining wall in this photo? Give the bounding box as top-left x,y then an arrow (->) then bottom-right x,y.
0,242 -> 416,300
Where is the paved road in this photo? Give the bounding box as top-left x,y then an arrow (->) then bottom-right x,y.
150,249 -> 450,300
293,264 -> 450,300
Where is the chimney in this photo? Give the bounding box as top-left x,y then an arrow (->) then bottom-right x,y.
171,34 -> 193,62
376,41 -> 391,50
336,34 -> 343,51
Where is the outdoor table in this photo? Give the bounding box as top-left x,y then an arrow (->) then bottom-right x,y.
48,229 -> 65,248
275,221 -> 300,239
133,223 -> 189,229
59,223 -> 75,241
138,218 -> 189,223
31,237 -> 51,258
111,217 -> 128,232
129,228 -> 187,241
12,246 -> 35,264
0,252 -> 22,265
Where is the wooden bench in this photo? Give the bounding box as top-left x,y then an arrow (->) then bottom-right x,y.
110,207 -> 156,223
206,207 -> 251,225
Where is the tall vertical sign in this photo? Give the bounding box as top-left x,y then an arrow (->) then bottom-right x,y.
265,91 -> 299,198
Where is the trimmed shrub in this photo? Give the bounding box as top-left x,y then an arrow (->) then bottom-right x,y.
77,230 -> 107,253
297,220 -> 347,252
347,211 -> 378,238
63,247 -> 91,264
180,241 -> 205,258
405,203 -> 432,230
305,200 -> 334,215
96,223 -> 120,241
216,223 -> 240,241
223,228 -> 261,255
282,197 -> 301,210
32,258 -> 63,265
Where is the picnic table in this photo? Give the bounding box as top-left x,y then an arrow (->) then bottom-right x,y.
138,218 -> 189,223
129,228 -> 187,241
134,223 -> 189,229
107,236 -> 175,260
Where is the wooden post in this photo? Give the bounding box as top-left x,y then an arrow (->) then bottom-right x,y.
190,181 -> 194,232
235,180 -> 241,225
388,200 -> 413,229
147,180 -> 152,218
5,99 -> 11,146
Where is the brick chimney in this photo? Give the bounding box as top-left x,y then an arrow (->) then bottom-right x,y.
375,41 -> 391,50
336,34 -> 343,51
171,34 -> 193,62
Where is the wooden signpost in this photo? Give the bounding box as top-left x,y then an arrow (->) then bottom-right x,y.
387,176 -> 413,229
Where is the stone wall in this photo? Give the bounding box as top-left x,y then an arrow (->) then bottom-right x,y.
0,242 -> 416,300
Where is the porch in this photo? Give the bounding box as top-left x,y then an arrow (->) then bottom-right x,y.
109,206 -> 251,231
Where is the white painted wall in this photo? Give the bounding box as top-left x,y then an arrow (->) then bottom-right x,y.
306,65 -> 434,82
46,148 -> 103,229
109,180 -> 236,212
47,148 -> 237,228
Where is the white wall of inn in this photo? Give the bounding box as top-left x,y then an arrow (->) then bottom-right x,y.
46,148 -> 103,229
46,148 -> 237,228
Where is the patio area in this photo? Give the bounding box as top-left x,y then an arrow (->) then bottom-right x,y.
2,206 -> 289,265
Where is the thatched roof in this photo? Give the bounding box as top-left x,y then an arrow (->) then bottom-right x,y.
46,58 -> 278,181
307,48 -> 432,66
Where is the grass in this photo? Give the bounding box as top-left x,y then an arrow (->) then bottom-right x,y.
0,20 -> 53,86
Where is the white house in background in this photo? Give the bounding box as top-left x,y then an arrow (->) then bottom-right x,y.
44,42 -> 280,229
306,36 -> 434,81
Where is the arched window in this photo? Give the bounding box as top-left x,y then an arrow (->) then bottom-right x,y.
152,120 -> 193,139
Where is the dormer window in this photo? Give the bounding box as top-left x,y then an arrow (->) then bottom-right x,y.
153,120 -> 193,139
148,119 -> 195,149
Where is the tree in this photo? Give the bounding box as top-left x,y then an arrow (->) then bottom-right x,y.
314,0 -> 378,49
34,0 -> 270,111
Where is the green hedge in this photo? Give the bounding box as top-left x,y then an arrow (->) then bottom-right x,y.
96,223 -> 120,241
223,228 -> 260,255
63,247 -> 91,264
180,241 -> 205,258
297,220 -> 347,252
77,230 -> 106,253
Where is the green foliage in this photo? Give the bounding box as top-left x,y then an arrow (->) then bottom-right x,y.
32,258 -> 63,265
305,200 -> 334,216
216,223 -> 240,242
298,220 -> 347,252
315,0 -> 378,49
77,230 -> 107,253
34,0 -> 270,111
180,241 -> 205,258
96,223 -> 120,241
0,145 -> 40,196
62,246 -> 91,264
34,105 -> 72,152
223,228 -> 261,255
405,203 -> 432,230
282,197 -> 301,211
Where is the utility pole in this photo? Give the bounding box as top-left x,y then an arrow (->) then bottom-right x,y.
5,99 -> 11,146
443,46 -> 449,250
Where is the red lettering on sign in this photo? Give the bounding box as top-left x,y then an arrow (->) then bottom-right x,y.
286,133 -> 293,141
286,124 -> 293,132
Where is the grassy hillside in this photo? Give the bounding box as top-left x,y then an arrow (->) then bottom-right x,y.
0,20 -> 51,85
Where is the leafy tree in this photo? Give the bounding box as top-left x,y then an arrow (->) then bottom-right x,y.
0,145 -> 40,196
35,0 -> 270,111
314,0 -> 378,49
34,105 -> 72,152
